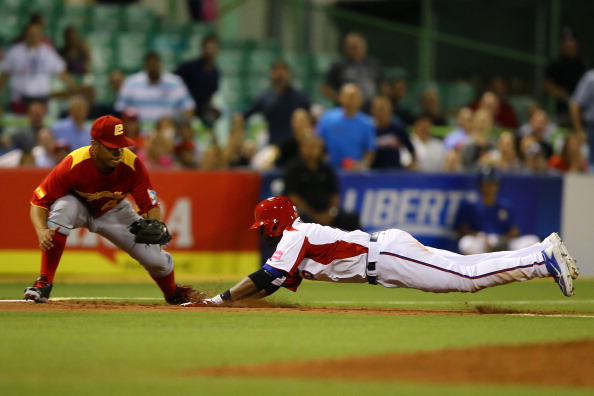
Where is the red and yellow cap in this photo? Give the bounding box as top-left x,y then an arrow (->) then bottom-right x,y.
91,115 -> 135,148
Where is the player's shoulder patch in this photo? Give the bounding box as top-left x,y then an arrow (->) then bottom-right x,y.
69,146 -> 91,168
120,148 -> 137,170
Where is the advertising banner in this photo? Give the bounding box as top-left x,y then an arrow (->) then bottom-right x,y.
261,171 -> 563,252
0,169 -> 262,276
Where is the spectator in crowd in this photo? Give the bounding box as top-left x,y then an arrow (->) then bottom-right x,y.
51,95 -> 92,150
223,114 -> 257,168
544,28 -> 588,127
369,96 -> 416,170
200,143 -> 226,170
418,88 -> 447,126
121,110 -> 146,156
518,135 -> 549,174
409,115 -> 446,172
85,69 -> 126,119
175,139 -> 199,169
470,89 -> 518,129
482,131 -> 522,173
516,108 -> 554,159
283,134 -> 360,231
4,100 -> 48,154
517,107 -> 557,142
321,32 -> 386,109
175,35 -> 220,127
386,75 -> 415,126
454,167 -> 539,255
548,133 -> 588,173
31,128 -> 57,168
443,107 -> 473,151
569,67 -> 594,170
115,51 -> 195,123
173,120 -> 199,169
243,60 -> 311,146
0,22 -> 77,114
318,83 -> 376,170
51,139 -> 72,165
275,108 -> 316,168
58,26 -> 90,77
143,117 -> 177,169
12,13 -> 55,47
460,108 -> 495,170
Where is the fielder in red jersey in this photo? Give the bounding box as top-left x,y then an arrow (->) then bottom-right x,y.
24,115 -> 202,304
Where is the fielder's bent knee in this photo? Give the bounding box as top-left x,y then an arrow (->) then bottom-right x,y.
137,247 -> 173,278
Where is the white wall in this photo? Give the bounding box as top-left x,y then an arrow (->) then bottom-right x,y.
562,174 -> 594,277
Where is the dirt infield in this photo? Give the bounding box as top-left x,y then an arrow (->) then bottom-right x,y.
2,300 -> 593,387
0,299 -> 587,316
195,339 -> 594,388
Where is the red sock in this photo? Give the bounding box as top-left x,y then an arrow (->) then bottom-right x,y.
40,232 -> 67,283
150,269 -> 177,297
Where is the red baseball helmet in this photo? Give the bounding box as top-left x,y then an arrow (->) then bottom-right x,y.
249,196 -> 299,237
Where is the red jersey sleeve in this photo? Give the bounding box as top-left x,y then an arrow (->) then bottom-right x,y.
31,156 -> 74,210
130,157 -> 159,215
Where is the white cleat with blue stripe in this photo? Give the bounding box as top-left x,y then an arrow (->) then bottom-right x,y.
542,242 -> 575,297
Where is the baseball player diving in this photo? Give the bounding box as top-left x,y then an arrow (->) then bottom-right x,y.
25,115 -> 204,304
183,196 -> 579,307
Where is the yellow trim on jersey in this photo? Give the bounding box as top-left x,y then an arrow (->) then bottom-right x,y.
120,148 -> 136,170
70,146 -> 92,169
30,202 -> 49,210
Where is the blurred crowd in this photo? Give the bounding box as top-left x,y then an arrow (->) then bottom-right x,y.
0,16 -> 592,177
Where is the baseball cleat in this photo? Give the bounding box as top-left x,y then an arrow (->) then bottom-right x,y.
542,243 -> 574,297
23,276 -> 53,303
544,233 -> 579,279
165,285 -> 207,305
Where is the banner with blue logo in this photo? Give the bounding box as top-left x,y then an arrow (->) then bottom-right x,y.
261,171 -> 562,252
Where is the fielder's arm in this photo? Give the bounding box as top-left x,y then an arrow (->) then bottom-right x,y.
30,205 -> 61,251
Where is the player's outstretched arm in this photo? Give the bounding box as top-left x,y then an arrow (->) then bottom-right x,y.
181,266 -> 283,307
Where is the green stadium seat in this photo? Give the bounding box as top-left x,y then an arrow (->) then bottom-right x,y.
89,4 -> 122,32
52,6 -> 90,47
86,31 -> 115,72
0,12 -> 24,44
150,32 -> 188,72
121,4 -> 158,33
0,0 -> 24,14
217,48 -> 248,76
115,33 -> 149,73
28,0 -> 63,15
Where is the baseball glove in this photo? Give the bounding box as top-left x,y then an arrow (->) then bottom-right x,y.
128,218 -> 172,245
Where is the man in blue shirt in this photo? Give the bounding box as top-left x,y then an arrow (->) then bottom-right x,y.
318,83 -> 376,170
243,60 -> 311,146
51,95 -> 91,150
454,167 -> 539,254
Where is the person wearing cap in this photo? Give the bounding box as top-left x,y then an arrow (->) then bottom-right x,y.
453,167 -> 540,255
25,115 -> 201,304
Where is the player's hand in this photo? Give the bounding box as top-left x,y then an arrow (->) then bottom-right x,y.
180,299 -> 217,307
38,226 -> 61,251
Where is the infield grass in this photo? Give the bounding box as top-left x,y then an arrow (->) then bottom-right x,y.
1,278 -> 593,396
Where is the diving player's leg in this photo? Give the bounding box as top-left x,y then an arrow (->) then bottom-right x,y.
375,228 -> 550,293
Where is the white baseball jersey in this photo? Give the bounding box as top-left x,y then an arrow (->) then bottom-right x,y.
0,42 -> 65,100
266,219 -> 551,293
266,220 -> 373,290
